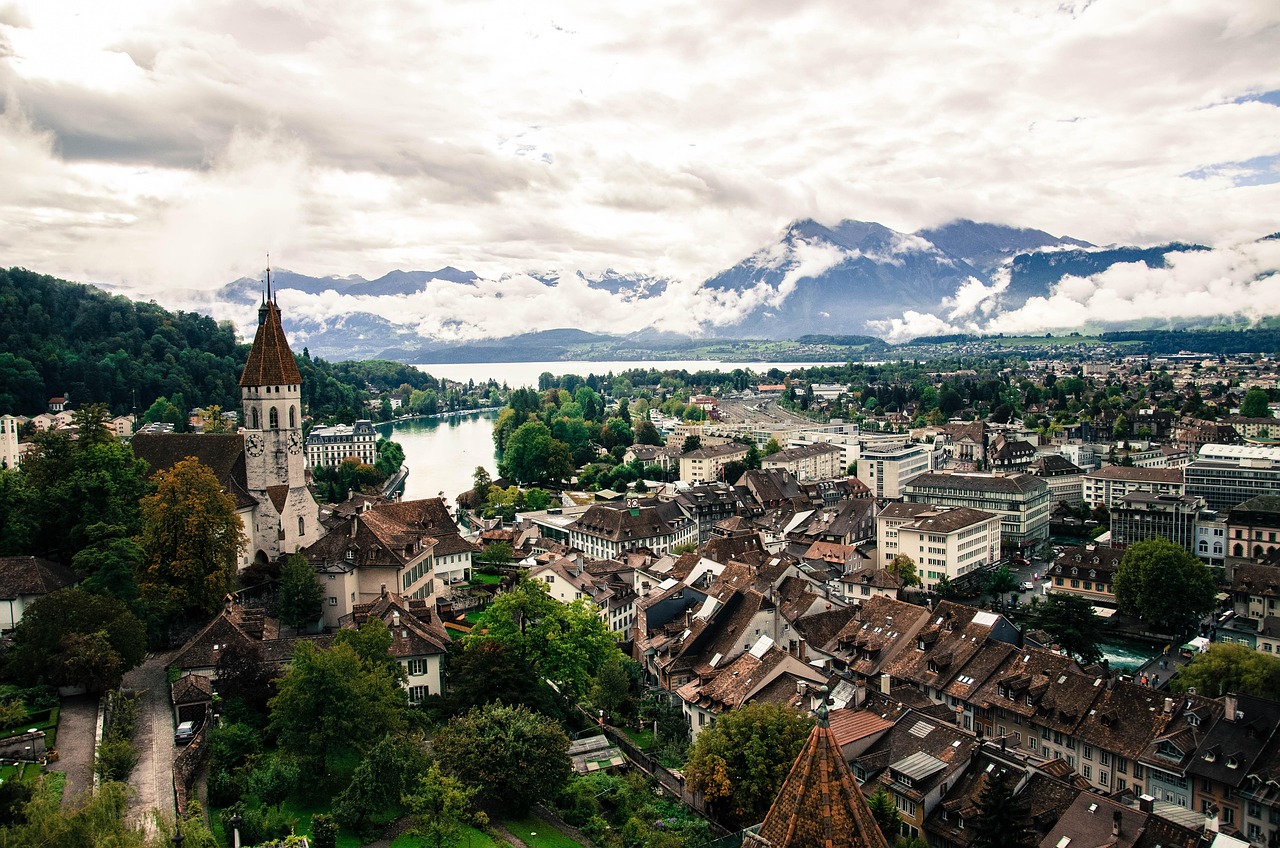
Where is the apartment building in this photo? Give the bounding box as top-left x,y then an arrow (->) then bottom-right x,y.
679,443 -> 748,484
858,443 -> 932,499
901,471 -> 1050,547
887,507 -> 1002,592
761,442 -> 843,482
1082,465 -> 1185,508
1186,444 -> 1280,512
305,419 -> 379,468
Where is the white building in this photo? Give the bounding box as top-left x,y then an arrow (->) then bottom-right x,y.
1082,466 -> 1185,508
857,443 -> 932,499
901,471 -> 1050,547
567,501 -> 698,559
0,414 -> 20,469
306,419 -> 379,468
679,443 -> 748,484
761,442 -> 843,482
876,504 -> 1001,591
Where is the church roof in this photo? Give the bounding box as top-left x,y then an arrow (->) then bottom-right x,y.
747,721 -> 892,848
130,433 -> 256,510
239,300 -> 302,387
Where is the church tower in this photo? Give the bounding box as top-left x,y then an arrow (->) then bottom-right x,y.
239,273 -> 322,562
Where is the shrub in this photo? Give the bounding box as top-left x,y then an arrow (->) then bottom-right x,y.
311,814 -> 338,848
95,737 -> 138,781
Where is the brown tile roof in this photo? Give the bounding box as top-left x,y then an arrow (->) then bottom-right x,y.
827,708 -> 894,748
792,606 -> 860,651
170,674 -> 213,705
351,593 -> 450,657
748,721 -> 892,848
1088,465 -> 1184,484
131,432 -> 256,509
239,300 -> 303,387
0,556 -> 77,599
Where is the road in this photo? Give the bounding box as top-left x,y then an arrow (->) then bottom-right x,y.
49,694 -> 99,807
122,652 -> 178,837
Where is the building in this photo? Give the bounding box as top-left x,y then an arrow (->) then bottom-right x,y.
857,443 -> 932,499
1083,466 -> 1185,508
306,420 -> 379,468
1109,492 -> 1214,553
567,501 -> 698,559
670,482 -> 745,544
901,471 -> 1050,548
679,443 -> 748,484
348,592 -> 450,703
1227,494 -> 1280,559
529,554 -> 637,635
761,442 -> 843,482
133,289 -> 323,569
988,434 -> 1037,472
1026,454 -> 1086,505
1047,544 -> 1123,607
1225,415 -> 1280,440
0,414 -> 20,469
881,506 -> 1002,592
0,556 -> 78,631
1186,444 -> 1280,512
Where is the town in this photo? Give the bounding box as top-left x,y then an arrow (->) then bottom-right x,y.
3,284 -> 1280,848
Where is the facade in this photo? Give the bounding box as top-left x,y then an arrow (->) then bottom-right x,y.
349,592 -> 450,703
567,501 -> 698,559
305,420 -> 379,468
1027,454 -> 1086,504
761,442 -> 843,482
857,443 -> 931,499
1227,494 -> 1280,559
671,482 -> 745,544
1186,444 -> 1280,513
887,507 -> 1002,592
678,443 -> 748,484
1109,493 -> 1210,552
901,471 -> 1050,547
529,555 -> 638,635
1047,544 -> 1123,607
0,414 -> 19,469
1082,465 -> 1185,508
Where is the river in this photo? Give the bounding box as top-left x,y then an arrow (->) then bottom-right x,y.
386,360 -> 845,503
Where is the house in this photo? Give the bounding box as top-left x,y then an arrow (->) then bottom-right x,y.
989,435 -> 1037,473
530,554 -> 638,635
347,592 -> 450,704
761,442 -> 843,482
857,443 -> 932,499
170,674 -> 214,727
1027,454 -> 1086,505
1047,544 -> 1124,608
0,414 -> 19,469
670,482 -> 746,544
0,556 -> 78,631
679,443 -> 749,484
305,420 -> 379,468
880,506 -> 1002,593
567,501 -> 697,559
167,599 -> 334,679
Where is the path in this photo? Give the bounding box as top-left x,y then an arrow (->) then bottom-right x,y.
122,651 -> 178,836
48,694 -> 99,807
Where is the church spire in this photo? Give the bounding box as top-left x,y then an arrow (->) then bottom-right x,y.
241,265 -> 302,388
258,256 -> 272,326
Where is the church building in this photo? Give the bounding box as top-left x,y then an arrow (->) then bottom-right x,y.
133,286 -> 322,569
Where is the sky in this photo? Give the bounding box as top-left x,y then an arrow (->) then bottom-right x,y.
1,0 -> 1279,341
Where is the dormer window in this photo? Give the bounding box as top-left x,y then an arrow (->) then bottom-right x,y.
1227,757 -> 1239,769
1071,567 -> 1079,576
1187,714 -> 1200,727
1089,570 -> 1097,579
345,549 -> 354,561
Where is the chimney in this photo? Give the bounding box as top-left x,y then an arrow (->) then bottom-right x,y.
1164,697 -> 1174,715
1139,795 -> 1155,814
380,583 -> 387,597
1205,805 -> 1220,835
854,680 -> 867,707
880,673 -> 892,695
1112,811 -> 1122,837
955,704 -> 965,730
1224,693 -> 1238,722
392,611 -> 401,628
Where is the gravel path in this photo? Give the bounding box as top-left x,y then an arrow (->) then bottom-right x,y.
122,652 -> 178,836
48,694 -> 99,807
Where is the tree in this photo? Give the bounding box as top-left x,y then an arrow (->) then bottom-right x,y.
887,553 -> 921,588
1172,643 -> 1280,700
501,421 -> 573,485
867,786 -> 901,841
214,640 -> 279,716
375,438 -> 406,478
71,523 -> 142,602
590,655 -> 634,720
762,438 -> 782,456
1242,387 -> 1273,418
200,405 -> 236,433
277,553 -> 323,633
1027,594 -> 1103,664
634,419 -> 663,446
433,702 -> 571,815
442,640 -> 564,719
934,574 -> 955,600
404,761 -> 482,848
7,588 -> 146,692
971,766 -> 1035,848
466,576 -> 624,700
471,466 -> 493,505
682,435 -> 701,453
138,456 -> 245,617
985,566 -> 1018,610
268,639 -> 407,769
1114,538 -> 1217,636
478,541 -> 514,568
685,702 -> 813,829
333,732 -> 432,836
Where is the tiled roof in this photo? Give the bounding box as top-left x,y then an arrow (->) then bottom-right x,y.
170,674 -> 213,705
747,722 -> 892,848
1088,465 -> 1184,483
131,433 -> 256,509
827,708 -> 894,748
239,300 -> 303,387
0,556 -> 77,600
351,593 -> 450,657
905,471 -> 1047,496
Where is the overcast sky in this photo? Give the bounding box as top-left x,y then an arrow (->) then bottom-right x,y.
1,0 -> 1278,339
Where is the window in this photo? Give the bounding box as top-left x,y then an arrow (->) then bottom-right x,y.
251,408 -> 260,429
289,405 -> 296,428
269,407 -> 279,429
1084,765 -> 1092,780
1084,746 -> 1094,760
298,516 -> 305,536
407,659 -> 426,676
1100,772 -> 1109,787
1100,751 -> 1111,766
328,596 -> 337,605
408,685 -> 428,704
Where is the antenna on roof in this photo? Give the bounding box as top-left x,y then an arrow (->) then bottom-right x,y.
266,253 -> 273,304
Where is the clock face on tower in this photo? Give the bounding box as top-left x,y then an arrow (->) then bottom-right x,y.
288,431 -> 303,455
246,432 -> 264,457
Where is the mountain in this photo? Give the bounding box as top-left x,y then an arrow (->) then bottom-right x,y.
218,266 -> 478,304
916,219 -> 1092,273
1000,242 -> 1208,310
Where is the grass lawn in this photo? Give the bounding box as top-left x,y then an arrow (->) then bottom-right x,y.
463,610 -> 487,624
469,573 -> 503,585
620,728 -> 655,750
387,826 -> 498,848
502,813 -> 586,848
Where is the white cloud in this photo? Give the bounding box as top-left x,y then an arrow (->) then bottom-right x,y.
0,0 -> 1277,338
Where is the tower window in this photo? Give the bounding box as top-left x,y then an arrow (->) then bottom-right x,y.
289,406 -> 296,428
269,407 -> 279,429
251,408 -> 259,429
298,516 -> 305,536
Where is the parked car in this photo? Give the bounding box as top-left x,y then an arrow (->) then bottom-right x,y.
174,720 -> 199,745
1020,581 -> 1035,591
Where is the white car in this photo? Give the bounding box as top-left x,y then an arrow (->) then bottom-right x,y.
1020,581 -> 1035,591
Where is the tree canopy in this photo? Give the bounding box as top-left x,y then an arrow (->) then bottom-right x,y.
1241,387 -> 1273,419
277,553 -> 323,633
500,420 -> 574,485
1028,593 -> 1104,664
971,766 -> 1036,848
1172,642 -> 1280,700
684,702 -> 813,830
1114,538 -> 1217,636
138,456 -> 245,618
7,588 -> 146,692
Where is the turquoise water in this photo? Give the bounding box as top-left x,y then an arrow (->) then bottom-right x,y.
378,411 -> 499,504
1096,635 -> 1165,673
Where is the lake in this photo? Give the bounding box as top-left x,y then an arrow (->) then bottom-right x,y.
385,359 -> 844,504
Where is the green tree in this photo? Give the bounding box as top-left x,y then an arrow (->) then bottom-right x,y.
867,786 -> 901,841
590,655 -> 634,721
684,702 -> 813,829
311,814 -> 339,848
404,761 -> 482,848
6,588 -> 146,692
971,766 -> 1035,848
1241,387 -> 1273,418
71,523 -> 142,602
934,574 -> 955,600
433,702 -> 571,815
0,469 -> 37,554
1114,538 -> 1217,636
471,466 -> 493,505
501,421 -> 573,485
442,640 -> 564,719
465,576 -> 623,699
268,639 -> 408,770
375,438 -> 406,478
1027,594 -> 1103,664
634,419 -> 664,446
887,553 -> 921,588
762,438 -> 782,456
1172,643 -> 1280,700
478,541 -> 514,568
214,640 -> 278,717
333,732 -> 432,836
138,456 -> 245,617
985,565 -> 1018,610
681,435 -> 701,453
277,553 -> 323,633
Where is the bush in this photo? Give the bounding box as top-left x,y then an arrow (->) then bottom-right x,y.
95,737 -> 138,781
219,804 -> 297,847
105,692 -> 140,742
311,814 -> 338,848
246,756 -> 299,807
